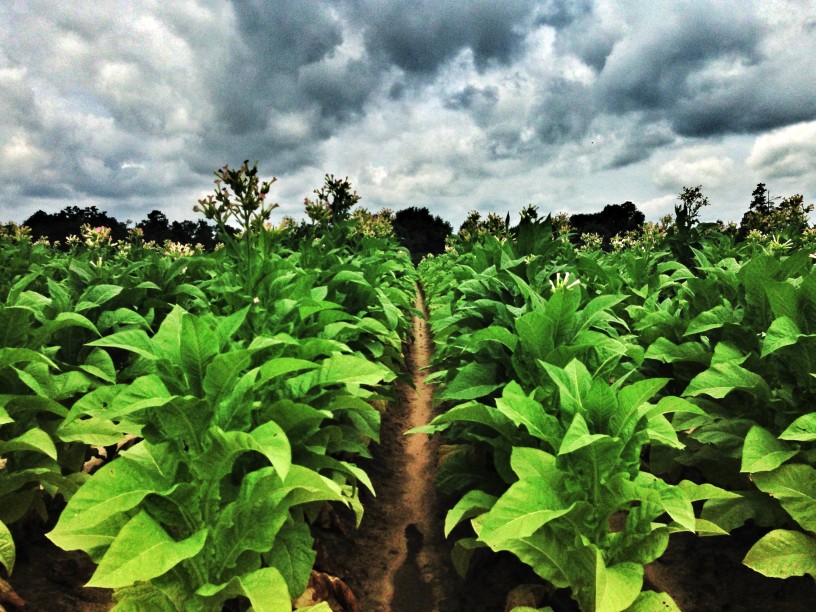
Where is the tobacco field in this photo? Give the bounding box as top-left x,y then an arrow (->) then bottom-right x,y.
2,168 -> 816,611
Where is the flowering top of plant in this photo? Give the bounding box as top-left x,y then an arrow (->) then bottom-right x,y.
195,160 -> 279,234
549,271 -> 580,291
81,224 -> 113,249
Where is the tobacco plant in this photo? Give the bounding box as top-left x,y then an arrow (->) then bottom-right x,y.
48,305 -> 396,609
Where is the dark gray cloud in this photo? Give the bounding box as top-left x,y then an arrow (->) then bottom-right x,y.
349,0 -> 537,73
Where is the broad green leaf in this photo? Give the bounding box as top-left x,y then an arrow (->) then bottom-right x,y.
87,511 -> 206,588
0,347 -> 58,371
676,480 -> 741,503
465,326 -> 518,352
624,590 -> 680,611
317,354 -> 395,386
542,359 -> 592,419
413,401 -> 518,440
0,427 -> 58,460
752,463 -> 816,531
88,330 -> 156,360
97,308 -> 151,332
109,576 -> 192,611
195,423 -> 291,482
215,305 -> 250,348
495,381 -> 561,449
0,405 -> 11,426
743,529 -> 816,579
516,310 -> 554,360
780,413 -> 816,442
644,338 -> 709,364
684,304 -> 735,336
445,490 -> 498,537
48,442 -> 178,540
57,417 -> 127,445
197,567 -> 290,612
256,358 -> 320,386
203,350 -> 253,410
76,284 -> 123,311
593,558 -> 643,612
740,426 -> 796,473
450,537 -> 484,578
641,396 -> 707,421
0,520 -> 14,575
264,519 -> 315,598
761,316 -> 803,357
179,314 -> 218,395
765,280 -> 799,322
439,361 -> 501,400
683,362 -> 769,400
559,413 -> 608,456
152,305 -> 184,363
479,480 -> 573,549
43,311 -> 100,336
79,347 -> 117,383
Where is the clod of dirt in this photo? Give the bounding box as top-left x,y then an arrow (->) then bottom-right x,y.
0,577 -> 26,609
293,571 -> 360,612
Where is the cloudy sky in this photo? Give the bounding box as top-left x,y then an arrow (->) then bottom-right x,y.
2,0 -> 816,229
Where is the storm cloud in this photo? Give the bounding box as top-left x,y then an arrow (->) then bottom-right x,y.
1,0 -> 815,226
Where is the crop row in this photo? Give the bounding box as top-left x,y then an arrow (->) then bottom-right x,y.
0,225 -> 416,610
417,218 -> 816,611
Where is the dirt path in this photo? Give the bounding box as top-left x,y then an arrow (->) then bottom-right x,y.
315,284 -> 462,611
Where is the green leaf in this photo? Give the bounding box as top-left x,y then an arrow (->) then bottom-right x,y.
445,490 -> 498,537
494,381 -> 561,450
0,347 -> 58,371
752,463 -> 816,531
89,330 -> 156,360
439,361 -> 501,400
780,413 -> 816,442
624,590 -> 680,611
79,347 -> 117,383
644,338 -> 709,364
43,311 -> 100,336
0,520 -> 15,575
317,354 -> 396,386
179,314 -> 218,395
87,511 -> 206,588
593,558 -> 643,612
197,567 -> 291,612
761,316 -> 804,357
743,529 -> 816,579
48,442 -> 178,542
76,284 -> 123,311
559,413 -> 608,456
740,426 -> 797,473
256,358 -> 320,386
465,326 -> 519,352
683,362 -> 769,400
480,448 -> 572,548
203,350 -> 254,411
542,359 -> 592,419
194,423 -> 292,483
264,519 -> 315,598
0,427 -> 58,460
684,304 -> 735,336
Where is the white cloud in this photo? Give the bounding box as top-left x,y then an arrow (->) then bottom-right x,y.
653,146 -> 736,190
747,120 -> 816,178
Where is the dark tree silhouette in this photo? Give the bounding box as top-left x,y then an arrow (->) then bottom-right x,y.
569,201 -> 645,248
137,210 -> 173,244
392,206 -> 453,263
24,206 -> 129,246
